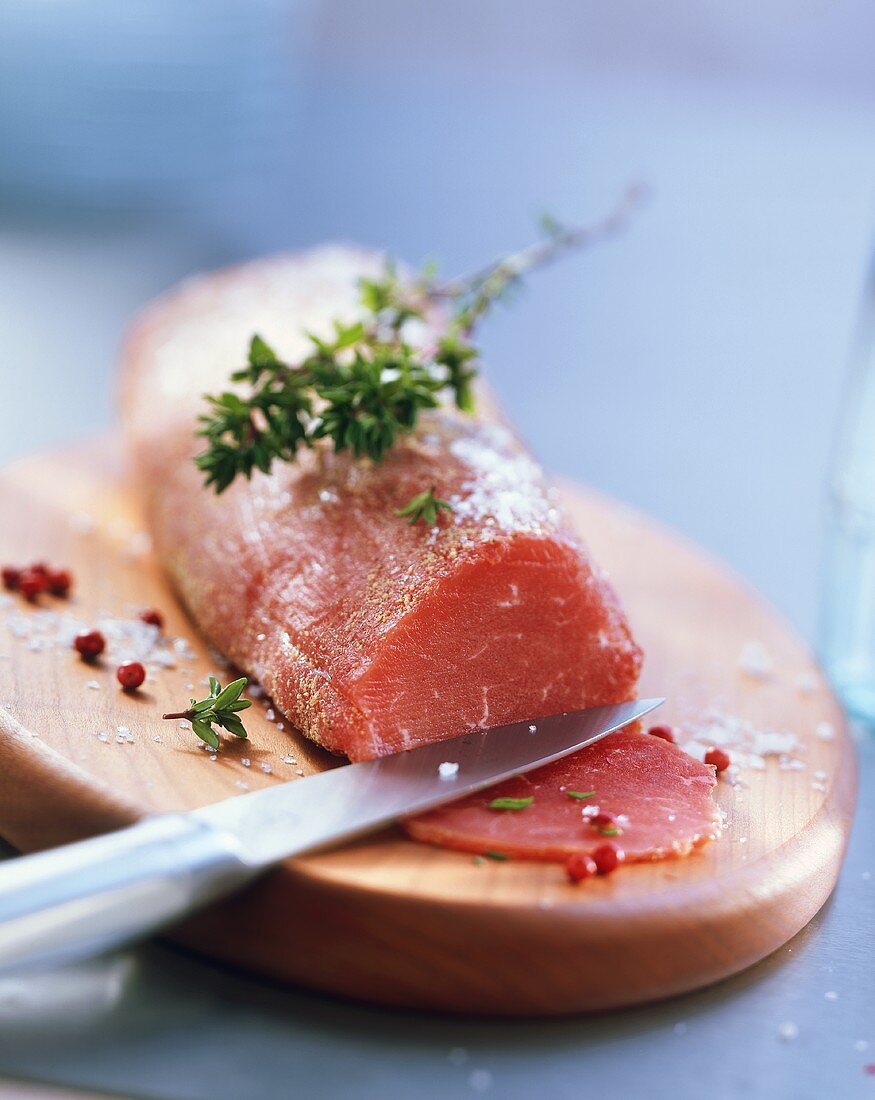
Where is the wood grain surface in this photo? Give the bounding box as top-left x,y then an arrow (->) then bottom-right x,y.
0,439 -> 856,1015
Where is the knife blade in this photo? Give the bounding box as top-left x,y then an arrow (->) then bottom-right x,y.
0,697 -> 661,974
194,697 -> 663,865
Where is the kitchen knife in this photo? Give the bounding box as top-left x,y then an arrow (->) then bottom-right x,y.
0,697 -> 662,975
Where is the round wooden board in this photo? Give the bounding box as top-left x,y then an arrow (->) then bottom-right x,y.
0,440 -> 856,1016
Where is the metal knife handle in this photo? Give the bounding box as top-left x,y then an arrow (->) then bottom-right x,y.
0,815 -> 256,975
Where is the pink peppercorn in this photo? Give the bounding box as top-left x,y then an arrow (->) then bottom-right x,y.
1,566 -> 21,591
116,661 -> 146,691
74,630 -> 105,661
705,747 -> 731,774
592,844 -> 625,876
565,852 -> 598,883
46,569 -> 72,597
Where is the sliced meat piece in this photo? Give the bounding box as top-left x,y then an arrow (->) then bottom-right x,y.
404,727 -> 721,861
120,247 -> 642,761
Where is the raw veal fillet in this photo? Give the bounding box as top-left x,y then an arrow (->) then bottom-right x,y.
405,728 -> 722,861
120,246 -> 642,761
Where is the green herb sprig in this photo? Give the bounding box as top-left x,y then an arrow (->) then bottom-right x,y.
196,187 -> 644,497
397,486 -> 453,526
163,676 -> 251,749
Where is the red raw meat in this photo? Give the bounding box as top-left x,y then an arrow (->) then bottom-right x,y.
120,247 -> 642,761
405,727 -> 722,861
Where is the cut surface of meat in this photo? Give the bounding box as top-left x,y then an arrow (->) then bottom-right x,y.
120,246 -> 642,761
404,727 -> 722,861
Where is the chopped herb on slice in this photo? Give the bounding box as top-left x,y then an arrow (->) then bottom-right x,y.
483,850 -> 509,861
566,790 -> 596,801
488,796 -> 533,811
599,826 -> 621,837
473,855 -> 485,866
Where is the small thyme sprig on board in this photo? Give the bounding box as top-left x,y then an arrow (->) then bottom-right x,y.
396,486 -> 453,526
163,676 -> 251,749
196,186 -> 645,496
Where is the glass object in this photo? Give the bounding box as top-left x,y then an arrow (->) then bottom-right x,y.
821,261 -> 875,723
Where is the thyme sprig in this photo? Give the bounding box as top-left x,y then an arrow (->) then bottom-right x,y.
196,186 -> 645,495
163,676 -> 251,750
396,486 -> 453,526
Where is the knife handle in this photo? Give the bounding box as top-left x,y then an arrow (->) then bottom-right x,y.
0,814 -> 256,975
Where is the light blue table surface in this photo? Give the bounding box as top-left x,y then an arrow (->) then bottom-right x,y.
0,51 -> 873,1100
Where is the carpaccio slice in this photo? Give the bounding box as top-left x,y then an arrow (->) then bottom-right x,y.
405,728 -> 722,861
120,246 -> 642,761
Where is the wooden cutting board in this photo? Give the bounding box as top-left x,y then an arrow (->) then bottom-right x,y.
0,439 -> 856,1016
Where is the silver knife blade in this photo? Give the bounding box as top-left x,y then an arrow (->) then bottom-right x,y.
192,698 -> 663,865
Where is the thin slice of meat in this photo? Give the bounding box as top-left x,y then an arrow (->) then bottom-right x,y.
404,728 -> 721,861
119,246 -> 642,761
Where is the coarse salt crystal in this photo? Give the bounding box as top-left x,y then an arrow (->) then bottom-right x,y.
753,731 -> 799,756
126,532 -> 152,558
738,641 -> 773,679
439,761 -> 459,780
281,754 -> 297,765
153,735 -> 162,743
241,758 -> 250,767
795,671 -> 818,695
448,427 -> 552,534
178,720 -> 190,730
96,732 -> 108,743
85,680 -> 101,690
528,724 -> 537,733
295,768 -> 304,776
468,1070 -> 493,1093
70,512 -> 95,534
816,722 -> 835,741
261,763 -> 272,774
276,722 -> 284,731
